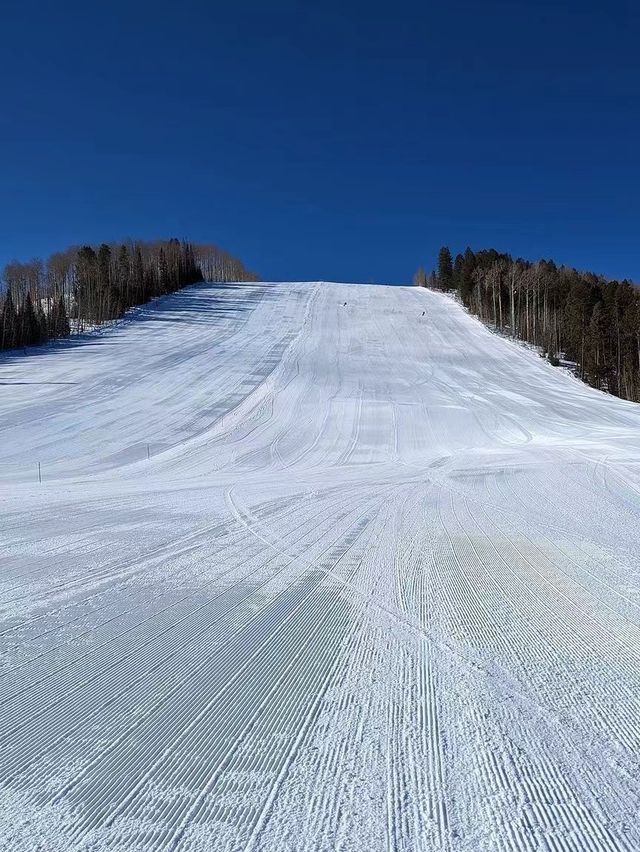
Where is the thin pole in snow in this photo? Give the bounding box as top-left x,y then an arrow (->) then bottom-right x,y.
38,462 -> 41,484
146,444 -> 150,461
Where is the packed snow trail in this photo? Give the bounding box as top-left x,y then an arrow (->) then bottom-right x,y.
2,281 -> 640,852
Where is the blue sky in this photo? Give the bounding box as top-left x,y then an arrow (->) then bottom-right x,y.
1,0 -> 639,282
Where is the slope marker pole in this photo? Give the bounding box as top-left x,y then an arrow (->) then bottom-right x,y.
38,462 -> 41,484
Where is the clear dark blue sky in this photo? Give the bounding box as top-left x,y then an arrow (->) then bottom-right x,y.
1,0 -> 639,282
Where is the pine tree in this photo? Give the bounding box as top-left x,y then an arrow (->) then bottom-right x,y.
51,294 -> 70,338
1,287 -> 17,350
459,247 -> 476,305
18,291 -> 40,346
437,246 -> 454,289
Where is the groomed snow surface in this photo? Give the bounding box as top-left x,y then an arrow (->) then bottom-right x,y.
2,281 -> 640,851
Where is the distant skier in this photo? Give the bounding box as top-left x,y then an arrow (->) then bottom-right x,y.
343,301 -> 347,307
421,310 -> 425,317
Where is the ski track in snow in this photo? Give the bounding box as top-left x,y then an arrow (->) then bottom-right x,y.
1,280 -> 640,851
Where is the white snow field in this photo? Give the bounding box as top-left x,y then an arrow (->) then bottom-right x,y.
2,281 -> 640,852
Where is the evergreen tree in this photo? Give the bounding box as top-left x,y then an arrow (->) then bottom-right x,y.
459,247 -> 476,305
50,294 -> 70,338
18,291 -> 40,346
437,246 -> 454,289
1,288 -> 17,350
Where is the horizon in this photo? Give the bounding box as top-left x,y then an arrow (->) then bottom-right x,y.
2,1 -> 639,283
2,241 -> 638,289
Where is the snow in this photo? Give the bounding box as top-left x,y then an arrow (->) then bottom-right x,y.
2,280 -> 640,851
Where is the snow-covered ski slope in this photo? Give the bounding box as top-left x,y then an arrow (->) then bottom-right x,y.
2,280 -> 640,852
